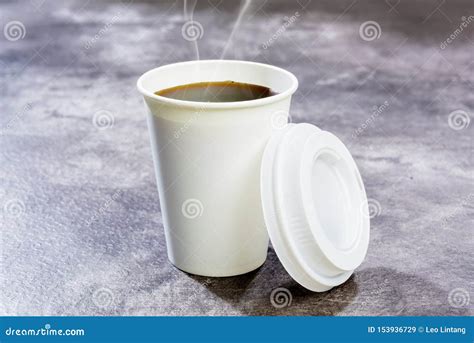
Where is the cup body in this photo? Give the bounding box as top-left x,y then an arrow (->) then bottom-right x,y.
137,60 -> 298,276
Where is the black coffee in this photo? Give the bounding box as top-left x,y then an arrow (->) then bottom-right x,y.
155,81 -> 276,102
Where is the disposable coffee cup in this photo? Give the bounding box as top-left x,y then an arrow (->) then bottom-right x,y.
137,60 -> 370,291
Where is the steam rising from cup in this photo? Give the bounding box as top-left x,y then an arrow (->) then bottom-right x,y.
183,0 -> 253,61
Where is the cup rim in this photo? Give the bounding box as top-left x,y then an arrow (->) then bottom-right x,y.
136,60 -> 298,109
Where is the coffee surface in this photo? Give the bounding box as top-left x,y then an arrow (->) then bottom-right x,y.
155,81 -> 276,102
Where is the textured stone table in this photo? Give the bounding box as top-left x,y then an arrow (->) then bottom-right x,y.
1,0 -> 473,316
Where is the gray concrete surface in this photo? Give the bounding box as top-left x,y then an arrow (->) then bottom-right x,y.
0,0 -> 473,316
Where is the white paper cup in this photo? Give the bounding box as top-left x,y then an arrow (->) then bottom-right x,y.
137,60 -> 298,277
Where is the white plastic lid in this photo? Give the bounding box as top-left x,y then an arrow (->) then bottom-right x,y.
261,123 -> 370,292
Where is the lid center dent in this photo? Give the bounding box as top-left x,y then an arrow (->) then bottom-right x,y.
310,150 -> 359,252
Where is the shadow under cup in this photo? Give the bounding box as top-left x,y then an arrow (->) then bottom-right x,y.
137,60 -> 298,277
